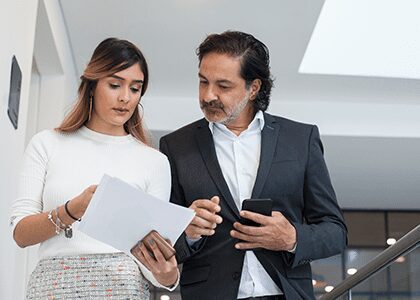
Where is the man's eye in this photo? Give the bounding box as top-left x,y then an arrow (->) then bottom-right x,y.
219,85 -> 229,89
109,83 -> 120,89
199,81 -> 208,85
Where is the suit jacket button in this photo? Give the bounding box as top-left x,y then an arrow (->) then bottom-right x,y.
232,272 -> 241,280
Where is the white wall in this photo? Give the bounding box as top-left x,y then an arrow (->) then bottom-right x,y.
0,0 -> 77,298
0,1 -> 39,298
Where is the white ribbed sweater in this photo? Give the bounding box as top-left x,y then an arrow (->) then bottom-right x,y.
10,126 -> 174,289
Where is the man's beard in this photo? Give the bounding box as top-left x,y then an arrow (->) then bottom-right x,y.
200,93 -> 250,125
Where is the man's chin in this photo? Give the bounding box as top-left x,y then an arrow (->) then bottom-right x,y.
204,115 -> 228,125
203,111 -> 224,123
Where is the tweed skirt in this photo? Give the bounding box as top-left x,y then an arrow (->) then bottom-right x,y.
26,252 -> 150,299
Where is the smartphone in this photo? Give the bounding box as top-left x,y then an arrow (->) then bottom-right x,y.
240,198 -> 273,226
140,230 -> 176,260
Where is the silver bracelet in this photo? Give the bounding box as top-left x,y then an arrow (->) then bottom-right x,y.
47,208 -> 73,238
47,209 -> 61,235
56,208 -> 73,238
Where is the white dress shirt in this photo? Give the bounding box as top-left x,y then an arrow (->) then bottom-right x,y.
209,111 -> 282,298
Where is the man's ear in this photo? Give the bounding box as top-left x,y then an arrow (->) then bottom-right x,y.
249,79 -> 262,101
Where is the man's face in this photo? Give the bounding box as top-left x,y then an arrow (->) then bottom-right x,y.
198,52 -> 254,125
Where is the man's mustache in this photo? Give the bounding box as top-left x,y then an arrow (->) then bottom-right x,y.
200,100 -> 224,110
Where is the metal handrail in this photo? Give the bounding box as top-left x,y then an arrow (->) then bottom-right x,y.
320,224 -> 420,300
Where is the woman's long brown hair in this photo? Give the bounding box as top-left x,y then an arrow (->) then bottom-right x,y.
56,38 -> 151,145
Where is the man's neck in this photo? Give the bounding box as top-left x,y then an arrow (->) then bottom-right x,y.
225,110 -> 257,136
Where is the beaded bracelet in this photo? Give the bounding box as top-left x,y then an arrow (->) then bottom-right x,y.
56,208 -> 73,238
47,209 -> 61,235
47,208 -> 73,238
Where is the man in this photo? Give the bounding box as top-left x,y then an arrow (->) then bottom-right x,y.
160,31 -> 347,300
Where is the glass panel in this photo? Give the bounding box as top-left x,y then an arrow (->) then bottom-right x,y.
388,212 -> 420,240
312,254 -> 344,299
344,212 -> 387,247
343,246 -> 419,299
151,287 -> 182,300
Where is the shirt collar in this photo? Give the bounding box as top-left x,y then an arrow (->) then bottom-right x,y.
208,110 -> 265,134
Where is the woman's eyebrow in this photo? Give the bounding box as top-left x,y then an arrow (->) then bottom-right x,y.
110,74 -> 143,84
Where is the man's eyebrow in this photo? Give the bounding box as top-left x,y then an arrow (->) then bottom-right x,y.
110,74 -> 143,84
216,80 -> 232,85
198,73 -> 232,84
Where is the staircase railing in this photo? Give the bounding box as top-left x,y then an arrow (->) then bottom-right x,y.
320,224 -> 420,300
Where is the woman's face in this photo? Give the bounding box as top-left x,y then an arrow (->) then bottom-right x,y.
88,63 -> 144,135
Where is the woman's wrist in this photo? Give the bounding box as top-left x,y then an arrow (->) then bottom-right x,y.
65,200 -> 82,221
66,198 -> 87,220
156,269 -> 178,287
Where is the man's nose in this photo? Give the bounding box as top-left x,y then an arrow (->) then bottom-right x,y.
201,85 -> 217,102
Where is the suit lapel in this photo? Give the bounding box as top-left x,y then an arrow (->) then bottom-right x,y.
252,113 -> 280,199
195,119 -> 240,218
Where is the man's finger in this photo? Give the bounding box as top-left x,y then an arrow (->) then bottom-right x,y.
235,242 -> 261,250
195,208 -> 222,224
271,211 -> 285,218
233,222 -> 264,236
230,229 -> 262,243
191,215 -> 216,229
210,196 -> 220,206
240,210 -> 270,225
187,224 -> 215,237
191,198 -> 221,213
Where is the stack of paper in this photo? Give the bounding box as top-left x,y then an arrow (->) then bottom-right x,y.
78,174 -> 195,254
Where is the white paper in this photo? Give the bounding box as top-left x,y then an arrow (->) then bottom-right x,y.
78,174 -> 195,254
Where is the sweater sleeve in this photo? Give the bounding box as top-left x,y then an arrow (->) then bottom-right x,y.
10,131 -> 54,235
145,153 -> 171,203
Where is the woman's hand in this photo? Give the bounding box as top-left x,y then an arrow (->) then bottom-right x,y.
66,185 -> 97,220
131,234 -> 178,287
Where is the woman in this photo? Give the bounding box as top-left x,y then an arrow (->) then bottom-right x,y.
10,38 -> 178,299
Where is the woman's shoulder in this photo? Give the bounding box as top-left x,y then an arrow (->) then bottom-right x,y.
30,129 -> 71,145
131,140 -> 169,166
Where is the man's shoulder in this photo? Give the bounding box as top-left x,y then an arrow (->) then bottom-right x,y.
161,118 -> 207,142
265,112 -> 315,131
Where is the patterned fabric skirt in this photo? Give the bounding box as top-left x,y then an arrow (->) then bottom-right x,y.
26,252 -> 150,299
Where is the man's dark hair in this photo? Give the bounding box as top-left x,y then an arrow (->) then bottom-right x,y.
197,31 -> 274,111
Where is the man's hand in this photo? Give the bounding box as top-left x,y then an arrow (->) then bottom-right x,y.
185,196 -> 223,239
230,211 -> 296,251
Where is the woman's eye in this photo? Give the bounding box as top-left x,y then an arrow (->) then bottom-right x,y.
109,83 -> 120,89
130,87 -> 140,93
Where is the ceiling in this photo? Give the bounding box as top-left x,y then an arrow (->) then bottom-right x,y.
58,0 -> 420,210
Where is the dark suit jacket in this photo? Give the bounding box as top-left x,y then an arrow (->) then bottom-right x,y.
160,113 -> 347,300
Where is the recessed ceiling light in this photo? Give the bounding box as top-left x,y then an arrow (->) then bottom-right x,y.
395,256 -> 406,263
347,268 -> 357,275
387,238 -> 397,245
325,285 -> 334,293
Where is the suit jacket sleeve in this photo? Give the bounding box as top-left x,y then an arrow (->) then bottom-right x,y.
159,136 -> 207,263
288,125 -> 347,268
